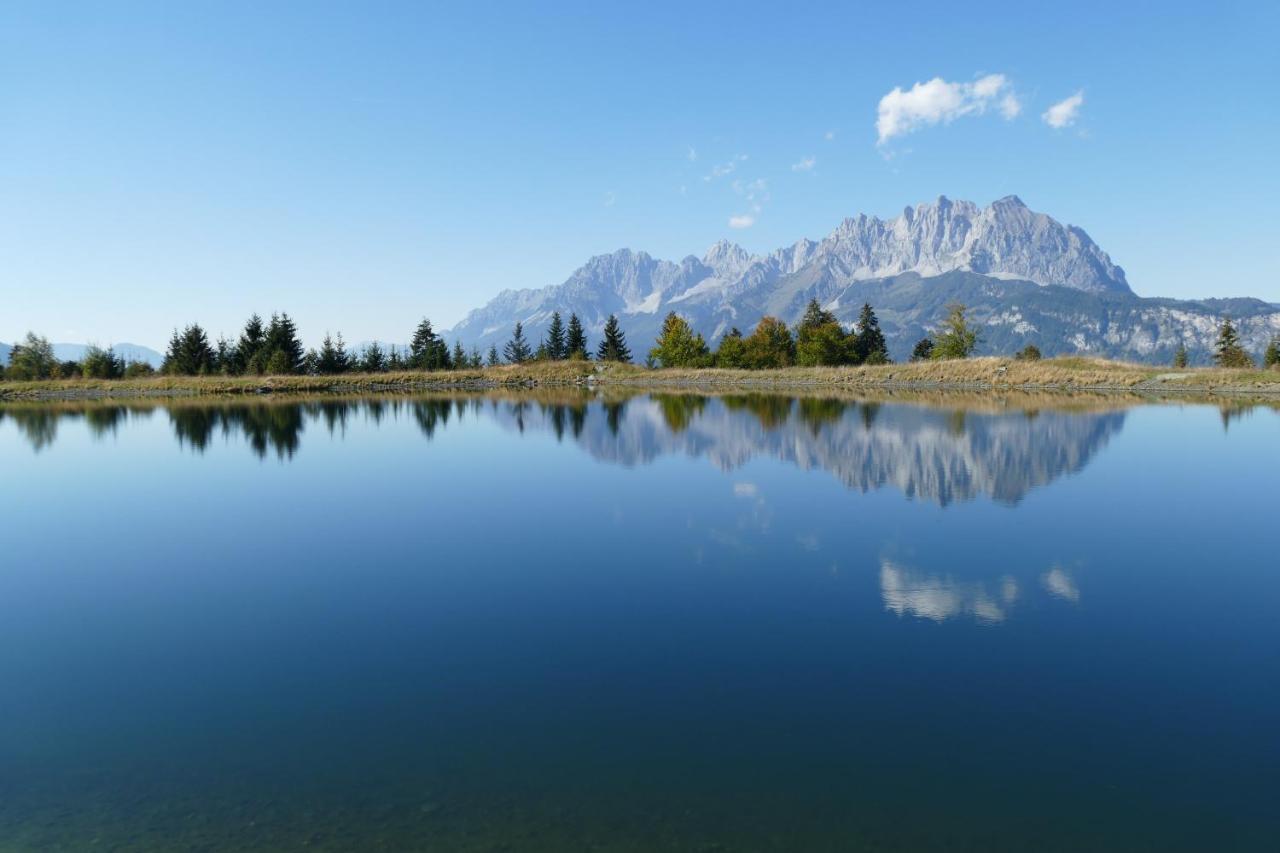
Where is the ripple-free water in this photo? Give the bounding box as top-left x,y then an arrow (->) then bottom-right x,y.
1,392 -> 1277,850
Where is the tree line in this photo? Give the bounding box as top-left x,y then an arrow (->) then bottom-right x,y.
7,303 -> 1278,381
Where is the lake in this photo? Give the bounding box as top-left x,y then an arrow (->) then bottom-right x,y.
1,390 -> 1277,851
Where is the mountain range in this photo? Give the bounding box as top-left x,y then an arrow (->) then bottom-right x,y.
447,196 -> 1280,364
0,342 -> 164,369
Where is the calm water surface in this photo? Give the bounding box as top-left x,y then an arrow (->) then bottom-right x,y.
1,391 -> 1277,851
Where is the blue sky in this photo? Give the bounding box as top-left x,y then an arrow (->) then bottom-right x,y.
2,0 -> 1277,349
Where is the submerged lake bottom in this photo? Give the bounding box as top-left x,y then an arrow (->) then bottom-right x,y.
1,390 -> 1278,851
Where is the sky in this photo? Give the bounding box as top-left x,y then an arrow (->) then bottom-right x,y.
2,0 -> 1278,349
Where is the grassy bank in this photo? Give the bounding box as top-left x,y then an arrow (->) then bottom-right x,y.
3,357 -> 1280,401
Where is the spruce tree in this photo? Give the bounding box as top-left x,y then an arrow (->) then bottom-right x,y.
316,333 -> 351,374
795,298 -> 850,366
235,314 -> 266,375
362,341 -> 387,373
1172,343 -> 1189,368
470,346 -> 482,369
452,341 -> 467,370
545,312 -> 567,360
715,328 -> 748,368
387,345 -> 404,371
1265,337 -> 1280,368
504,322 -> 533,363
487,345 -> 500,367
566,313 -> 589,359
409,318 -> 440,370
1214,316 -> 1254,368
264,313 -> 305,374
853,303 -> 889,364
596,314 -> 632,363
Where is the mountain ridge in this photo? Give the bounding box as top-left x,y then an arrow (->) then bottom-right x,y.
446,197 -> 1279,364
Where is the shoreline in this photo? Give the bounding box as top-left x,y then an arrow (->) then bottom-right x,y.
3,357 -> 1280,402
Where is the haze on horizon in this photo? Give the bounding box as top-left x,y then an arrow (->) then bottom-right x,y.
2,1 -> 1277,349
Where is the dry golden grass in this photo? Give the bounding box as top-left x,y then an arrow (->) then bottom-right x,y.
2,356 -> 1279,402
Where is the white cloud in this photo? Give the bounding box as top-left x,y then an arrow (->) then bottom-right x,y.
733,482 -> 758,497
687,146 -> 697,161
703,154 -> 748,181
791,156 -> 816,172
1041,567 -> 1080,602
824,130 -> 836,141
876,73 -> 1020,144
1042,91 -> 1084,129
728,214 -> 755,229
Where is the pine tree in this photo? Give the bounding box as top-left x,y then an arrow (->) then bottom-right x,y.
504,322 -> 533,363
361,341 -> 387,373
715,328 -> 748,368
795,298 -> 850,367
566,313 -> 589,359
853,303 -> 889,364
1265,337 -> 1280,368
597,315 -> 631,362
409,318 -> 440,370
1214,316 -> 1254,368
452,341 -> 467,370
1172,343 -> 1189,368
163,324 -> 215,375
649,312 -> 710,367
316,333 -> 351,374
487,345 -> 500,367
544,312 -> 567,360
235,313 -> 266,375
264,313 -> 305,374
931,303 -> 979,360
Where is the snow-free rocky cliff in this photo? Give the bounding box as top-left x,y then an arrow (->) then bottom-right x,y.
448,196 -> 1280,364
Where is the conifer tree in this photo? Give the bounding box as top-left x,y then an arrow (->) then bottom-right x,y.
597,315 -> 631,362
910,338 -> 935,362
316,333 -> 351,374
852,303 -> 889,364
487,345 -> 500,367
566,313 -> 589,359
504,322 -> 533,363
649,312 -> 710,367
452,341 -> 467,370
1214,316 -> 1254,368
470,346 -> 482,369
361,341 -> 387,373
544,312 -> 567,360
795,298 -> 850,366
1265,337 -> 1280,368
264,313 -> 305,374
1172,343 -> 1189,368
387,345 -> 405,371
715,328 -> 748,368
235,314 -> 266,375
163,324 -> 215,375
409,318 -> 440,370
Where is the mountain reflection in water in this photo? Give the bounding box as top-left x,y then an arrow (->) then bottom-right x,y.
0,392 -> 1142,503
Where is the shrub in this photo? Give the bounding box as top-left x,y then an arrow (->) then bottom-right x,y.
1015,344 -> 1042,361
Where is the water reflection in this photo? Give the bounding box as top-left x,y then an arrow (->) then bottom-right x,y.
6,391 -> 1274,503
880,560 -> 1020,624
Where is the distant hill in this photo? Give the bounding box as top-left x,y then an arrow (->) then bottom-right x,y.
52,343 -> 165,368
446,196 -> 1280,365
1,341 -> 164,369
